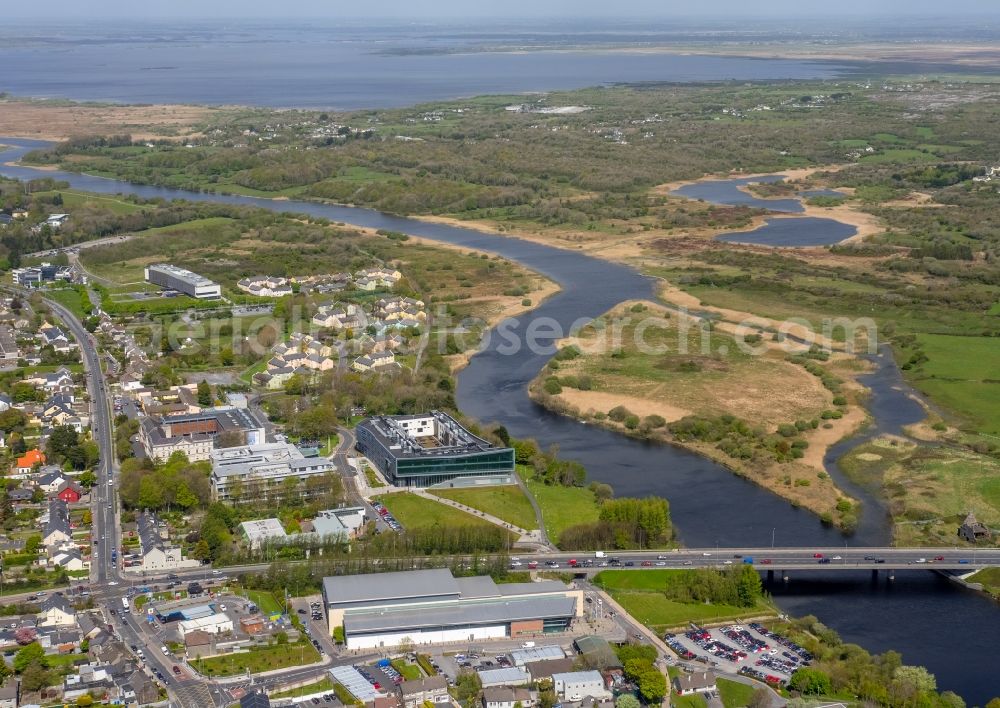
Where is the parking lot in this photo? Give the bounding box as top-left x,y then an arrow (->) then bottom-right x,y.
290,595 -> 337,657
664,622 -> 813,687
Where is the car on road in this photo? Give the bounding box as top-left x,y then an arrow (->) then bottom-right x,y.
702,552 -> 711,557
641,560 -> 652,567
761,559 -> 772,564
723,560 -> 733,565
813,553 -> 823,558
818,558 -> 831,564
683,560 -> 693,565
934,555 -> 944,561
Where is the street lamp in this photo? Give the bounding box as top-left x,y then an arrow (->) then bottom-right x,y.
771,527 -> 776,549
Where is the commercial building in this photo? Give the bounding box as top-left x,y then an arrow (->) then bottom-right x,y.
137,511 -> 200,572
321,568 -> 582,650
144,263 -> 221,299
177,612 -> 234,637
551,671 -> 611,702
12,262 -> 72,286
210,442 -> 335,504
0,325 -> 20,362
139,407 -> 265,462
356,411 -> 515,488
239,518 -> 287,550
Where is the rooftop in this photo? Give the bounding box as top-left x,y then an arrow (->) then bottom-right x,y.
359,410 -> 510,460
324,568 -> 459,606
146,263 -> 217,288
344,595 -> 577,634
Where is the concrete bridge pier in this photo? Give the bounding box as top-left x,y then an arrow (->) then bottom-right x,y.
872,568 -> 878,581
767,570 -> 774,583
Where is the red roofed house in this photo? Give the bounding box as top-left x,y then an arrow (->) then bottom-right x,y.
56,480 -> 84,503
15,449 -> 46,474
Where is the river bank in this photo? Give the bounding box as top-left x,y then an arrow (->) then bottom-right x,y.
2,137 -> 999,701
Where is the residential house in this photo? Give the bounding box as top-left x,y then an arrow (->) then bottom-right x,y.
122,669 -> 160,706
14,449 -> 46,475
0,325 -> 20,362
482,687 -> 534,708
137,511 -> 199,571
525,658 -> 575,683
38,324 -> 73,352
50,549 -> 87,572
7,487 -> 34,504
184,629 -> 214,659
0,679 -> 18,708
0,393 -> 11,411
36,468 -> 70,494
56,480 -> 85,504
42,498 -> 72,546
400,675 -> 449,708
674,671 -> 716,696
236,275 -> 293,298
38,594 -> 76,627
352,350 -> 396,373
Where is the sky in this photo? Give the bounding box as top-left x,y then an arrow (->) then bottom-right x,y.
10,0 -> 1000,20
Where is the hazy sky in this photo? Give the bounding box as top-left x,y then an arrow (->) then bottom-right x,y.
10,0 -> 1000,20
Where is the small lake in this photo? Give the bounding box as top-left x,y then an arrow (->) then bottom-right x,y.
717,216 -> 857,247
670,175 -> 805,213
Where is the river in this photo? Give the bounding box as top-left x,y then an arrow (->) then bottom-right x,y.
0,139 -> 996,701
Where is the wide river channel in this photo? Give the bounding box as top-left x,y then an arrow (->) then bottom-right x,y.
1,139 -> 996,700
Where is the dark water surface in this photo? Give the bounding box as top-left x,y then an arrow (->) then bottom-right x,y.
717,216 -> 857,246
0,139 -> 996,701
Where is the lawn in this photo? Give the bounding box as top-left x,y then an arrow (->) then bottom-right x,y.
594,569 -> 774,631
50,189 -> 149,215
430,485 -> 538,530
373,492 -> 504,533
244,589 -> 284,616
671,693 -> 707,708
718,678 -> 757,707
191,640 -> 320,677
391,660 -> 422,680
270,677 -> 335,699
908,334 -> 1000,434
524,475 -> 600,544
840,437 -> 1000,546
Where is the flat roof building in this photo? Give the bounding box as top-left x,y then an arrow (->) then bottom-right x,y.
356,411 -> 514,488
139,407 -> 265,462
239,518 -> 287,550
321,568 -> 582,650
144,263 -> 221,299
210,442 -> 335,504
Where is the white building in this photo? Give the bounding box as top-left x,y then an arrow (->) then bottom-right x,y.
551,672 -> 611,702
145,264 -> 221,299
177,612 -> 234,637
239,518 -> 287,550
210,442 -> 335,504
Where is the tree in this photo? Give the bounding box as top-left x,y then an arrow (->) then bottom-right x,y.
14,641 -> 45,672
616,694 -> 640,708
747,688 -> 771,708
20,661 -> 51,692
78,470 -> 97,488
137,475 -> 164,509
637,670 -> 666,703
454,672 -> 482,707
788,667 -> 832,695
737,563 -> 763,607
196,380 -> 213,407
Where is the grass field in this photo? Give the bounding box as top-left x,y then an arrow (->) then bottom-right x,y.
373,492 -> 504,533
244,589 -> 284,616
524,475 -> 600,543
717,678 -> 757,707
840,437 -> 1000,546
595,569 -> 774,630
391,660 -> 422,680
542,305 -> 829,430
430,485 -> 538,530
271,677 -> 335,699
192,641 -> 320,677
909,334 -> 1000,435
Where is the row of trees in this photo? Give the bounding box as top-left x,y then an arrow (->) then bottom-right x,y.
662,565 -> 763,608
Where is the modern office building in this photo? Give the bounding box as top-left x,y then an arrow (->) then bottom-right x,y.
355,411 -> 515,487
321,568 -> 582,650
210,442 -> 335,504
139,407 -> 265,462
144,263 -> 221,299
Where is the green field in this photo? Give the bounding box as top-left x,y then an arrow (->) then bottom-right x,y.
430,485 -> 538,530
717,678 -> 757,707
595,570 -> 773,630
244,589 -> 284,615
391,660 -> 422,680
524,476 -> 601,543
192,641 -> 320,677
271,677 -> 335,699
909,334 -> 1000,434
373,492 -> 504,532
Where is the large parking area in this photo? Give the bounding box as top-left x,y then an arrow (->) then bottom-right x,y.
664,622 -> 813,687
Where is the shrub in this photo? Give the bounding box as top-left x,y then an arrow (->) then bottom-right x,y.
521,299 -> 532,307
777,423 -> 798,437
543,378 -> 563,395
624,415 -> 640,430
643,414 -> 667,429
608,406 -> 632,422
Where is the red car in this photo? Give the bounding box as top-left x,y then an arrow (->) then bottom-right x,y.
527,561 -> 538,569
172,666 -> 182,675
934,555 -> 945,561
568,559 -> 578,567
813,553 -> 823,558
761,559 -> 772,565
641,560 -> 652,567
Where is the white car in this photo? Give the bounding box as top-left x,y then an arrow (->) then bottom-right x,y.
702,552 -> 711,557
832,555 -> 842,560
723,560 -> 733,565
108,581 -> 118,586
509,561 -> 522,568
916,558 -> 927,564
